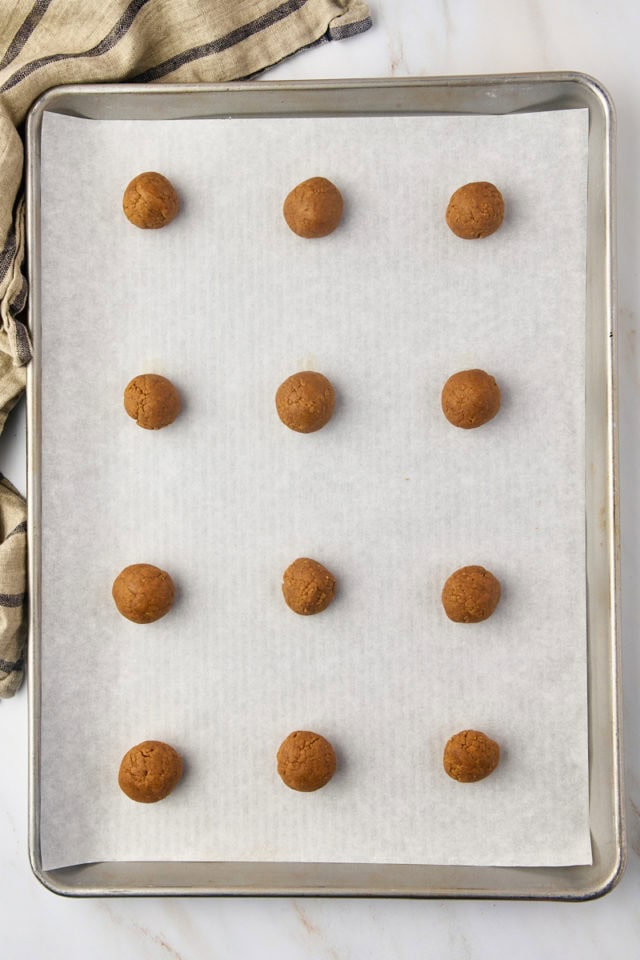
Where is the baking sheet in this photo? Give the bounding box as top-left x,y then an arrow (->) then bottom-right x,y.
38,107 -> 590,870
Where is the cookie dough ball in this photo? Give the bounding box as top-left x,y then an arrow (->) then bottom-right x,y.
118,740 -> 183,802
283,176 -> 344,238
442,565 -> 501,623
277,730 -> 337,791
124,373 -> 181,430
441,369 -> 500,429
282,557 -> 336,615
112,563 -> 176,624
276,371 -> 336,433
445,181 -> 504,239
122,171 -> 180,229
443,729 -> 500,782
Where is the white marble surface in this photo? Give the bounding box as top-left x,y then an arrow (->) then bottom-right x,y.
1,1 -> 639,955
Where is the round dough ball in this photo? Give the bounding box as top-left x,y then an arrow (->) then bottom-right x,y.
118,740 -> 183,802
282,557 -> 336,615
124,373 -> 181,430
445,181 -> 504,239
275,371 -> 336,433
277,730 -> 337,791
443,729 -> 500,782
283,176 -> 344,238
112,563 -> 176,624
122,171 -> 180,229
442,565 -> 501,623
441,369 -> 500,429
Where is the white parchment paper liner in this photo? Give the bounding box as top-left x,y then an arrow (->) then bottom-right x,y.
38,108 -> 590,869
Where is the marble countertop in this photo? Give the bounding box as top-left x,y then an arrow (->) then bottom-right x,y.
1,1 -> 639,956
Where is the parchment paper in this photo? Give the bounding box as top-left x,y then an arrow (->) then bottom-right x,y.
38,107 -> 590,869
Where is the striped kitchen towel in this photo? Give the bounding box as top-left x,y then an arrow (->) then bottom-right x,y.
0,0 -> 371,696
0,476 -> 27,697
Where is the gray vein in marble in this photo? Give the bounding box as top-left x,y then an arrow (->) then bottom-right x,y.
131,923 -> 185,960
102,904 -> 189,960
441,0 -> 453,57
627,770 -> 640,859
622,319 -> 638,390
525,0 -> 550,65
386,15 -> 407,76
293,902 -> 342,959
293,900 -> 321,937
443,901 -> 473,959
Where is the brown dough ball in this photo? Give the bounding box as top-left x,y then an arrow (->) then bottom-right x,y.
275,371 -> 336,433
118,740 -> 183,802
443,729 -> 500,782
442,565 -> 501,623
283,176 -> 344,238
282,557 -> 336,615
112,563 -> 176,624
441,369 -> 500,429
122,172 -> 180,229
277,730 -> 337,791
124,374 -> 181,430
445,181 -> 504,239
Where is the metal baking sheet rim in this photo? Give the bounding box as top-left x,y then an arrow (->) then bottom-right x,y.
24,73 -> 623,900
